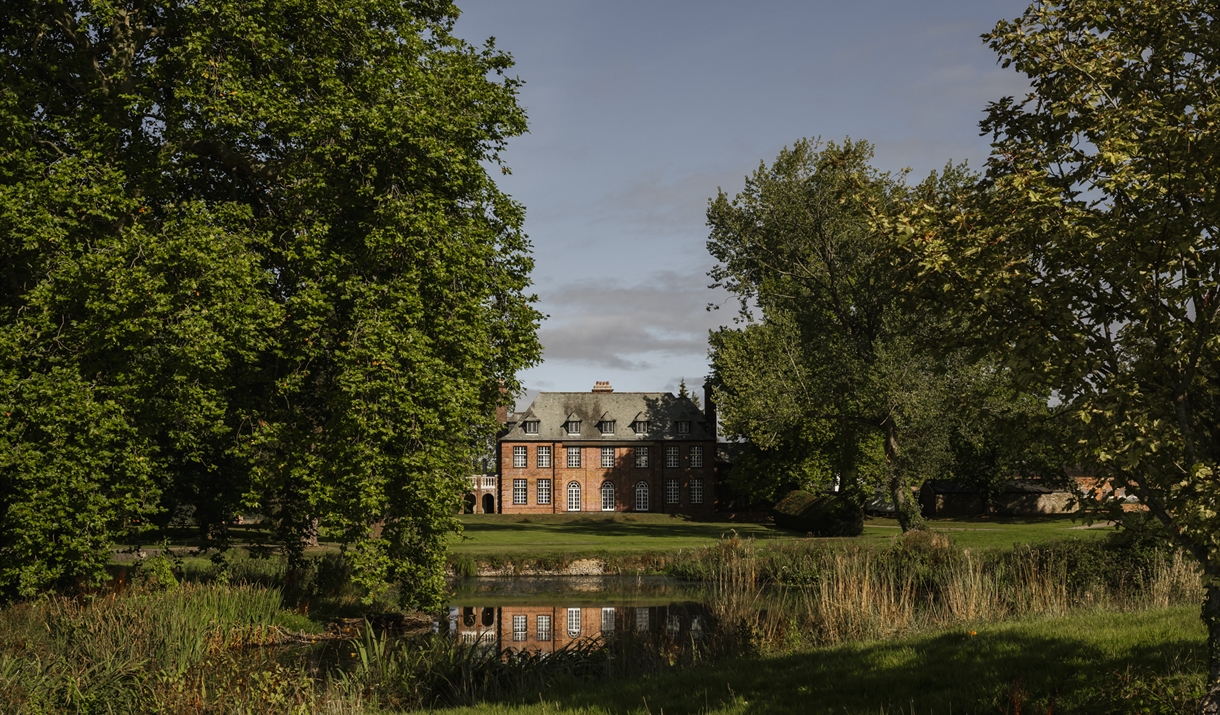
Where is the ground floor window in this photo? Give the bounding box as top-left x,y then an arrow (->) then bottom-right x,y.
513,614 -> 527,641
666,478 -> 679,504
513,478 -> 527,505
537,478 -> 552,505
668,615 -> 681,637
602,607 -> 616,633
537,614 -> 552,641
567,608 -> 582,637
601,481 -> 615,511
635,608 -> 649,632
635,481 -> 649,512
567,481 -> 581,511
690,478 -> 703,505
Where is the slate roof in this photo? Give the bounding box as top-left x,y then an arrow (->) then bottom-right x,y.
503,392 -> 713,441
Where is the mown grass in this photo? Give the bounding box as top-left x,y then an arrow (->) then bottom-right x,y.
446,513 -> 1110,573
439,606 -> 1207,715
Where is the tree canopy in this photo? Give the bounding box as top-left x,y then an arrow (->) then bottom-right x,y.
904,0 -> 1220,694
0,0 -> 541,608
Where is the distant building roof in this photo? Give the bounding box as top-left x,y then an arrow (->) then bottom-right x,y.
504,392 -> 711,442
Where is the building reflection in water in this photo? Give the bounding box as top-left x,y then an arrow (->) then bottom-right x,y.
439,603 -> 711,654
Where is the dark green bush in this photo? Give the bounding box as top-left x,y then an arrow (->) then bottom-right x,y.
771,490 -> 864,537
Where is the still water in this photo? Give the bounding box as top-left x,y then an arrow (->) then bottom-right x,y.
438,576 -> 716,653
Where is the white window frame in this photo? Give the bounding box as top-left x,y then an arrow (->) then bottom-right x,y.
536,614 -> 552,642
567,608 -> 582,637
566,447 -> 581,468
567,481 -> 582,511
601,481 -> 615,511
537,445 -> 551,468
513,614 -> 528,641
513,446 -> 527,469
523,421 -> 539,434
598,420 -> 615,435
601,446 -> 615,468
565,420 -> 581,435
690,478 -> 703,505
601,607 -> 616,633
635,481 -> 650,512
668,615 -> 681,637
635,446 -> 649,468
690,446 -> 704,468
537,478 -> 552,505
635,608 -> 649,632
665,446 -> 680,468
632,420 -> 650,434
513,478 -> 528,505
666,478 -> 679,505
676,421 -> 690,434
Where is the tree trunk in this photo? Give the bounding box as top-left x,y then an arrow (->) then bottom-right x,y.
1200,583 -> 1220,714
882,416 -> 924,532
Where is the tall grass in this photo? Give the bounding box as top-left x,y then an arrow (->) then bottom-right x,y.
682,531 -> 1204,652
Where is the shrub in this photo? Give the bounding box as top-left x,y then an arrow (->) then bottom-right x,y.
772,490 -> 864,537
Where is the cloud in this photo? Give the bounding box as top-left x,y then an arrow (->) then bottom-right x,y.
536,269 -> 732,370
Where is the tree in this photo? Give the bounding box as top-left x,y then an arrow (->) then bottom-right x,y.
903,0 -> 1220,702
707,139 -> 959,530
0,0 -> 541,608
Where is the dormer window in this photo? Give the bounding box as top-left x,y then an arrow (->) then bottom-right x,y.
598,420 -> 615,435
564,420 -> 581,435
676,421 -> 691,435
631,420 -> 650,434
523,421 -> 539,435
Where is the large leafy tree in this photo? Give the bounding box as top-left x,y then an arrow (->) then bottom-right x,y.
905,0 -> 1220,700
707,139 -> 960,530
0,0 -> 541,607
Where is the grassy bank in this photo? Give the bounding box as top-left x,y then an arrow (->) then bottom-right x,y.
440,606 -> 1207,715
445,513 -> 1110,573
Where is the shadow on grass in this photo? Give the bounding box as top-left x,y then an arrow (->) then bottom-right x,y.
538,609 -> 1205,715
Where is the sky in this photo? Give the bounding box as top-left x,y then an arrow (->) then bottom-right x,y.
450,0 -> 1033,407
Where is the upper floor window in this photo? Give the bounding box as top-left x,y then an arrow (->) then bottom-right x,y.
513,446 -> 527,469
665,446 -> 680,468
631,420 -> 650,434
564,420 -> 581,435
537,445 -> 551,468
601,447 -> 615,468
598,420 -> 615,435
566,447 -> 582,468
635,446 -> 649,468
676,421 -> 690,435
523,421 -> 539,434
513,614 -> 528,641
690,446 -> 704,468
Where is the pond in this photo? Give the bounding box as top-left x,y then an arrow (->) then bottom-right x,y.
438,576 -> 719,654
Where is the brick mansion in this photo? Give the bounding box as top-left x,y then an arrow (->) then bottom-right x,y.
469,381 -> 717,515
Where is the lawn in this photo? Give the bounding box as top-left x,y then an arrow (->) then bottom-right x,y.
439,606 -> 1205,715
447,513 -> 1112,557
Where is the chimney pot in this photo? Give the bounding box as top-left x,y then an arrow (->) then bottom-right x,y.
592,381 -> 614,393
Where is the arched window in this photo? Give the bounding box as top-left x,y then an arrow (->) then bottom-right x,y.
567,481 -> 582,512
601,481 -> 616,511
635,481 -> 650,512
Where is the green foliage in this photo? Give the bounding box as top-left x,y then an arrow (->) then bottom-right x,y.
771,490 -> 864,537
0,0 -> 541,607
706,139 -> 976,530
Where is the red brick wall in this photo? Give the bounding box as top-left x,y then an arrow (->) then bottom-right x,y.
497,442 -> 716,514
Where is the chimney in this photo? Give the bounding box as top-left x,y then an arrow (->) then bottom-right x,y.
592,380 -> 614,393
703,379 -> 717,440
495,381 -> 509,424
